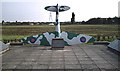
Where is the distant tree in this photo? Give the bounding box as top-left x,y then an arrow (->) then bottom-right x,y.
81,21 -> 86,24
2,20 -> 4,25
113,16 -> 119,24
71,12 -> 75,24
86,18 -> 97,24
21,22 -> 30,25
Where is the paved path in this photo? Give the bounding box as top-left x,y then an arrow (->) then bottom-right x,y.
2,44 -> 120,71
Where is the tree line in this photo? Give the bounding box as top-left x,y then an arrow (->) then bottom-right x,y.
82,16 -> 120,24
1,16 -> 120,25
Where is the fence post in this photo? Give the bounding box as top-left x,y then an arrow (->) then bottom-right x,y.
107,36 -> 110,40
97,35 -> 100,41
102,35 -> 105,41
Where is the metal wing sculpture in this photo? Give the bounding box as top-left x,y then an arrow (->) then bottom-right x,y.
45,5 -> 70,12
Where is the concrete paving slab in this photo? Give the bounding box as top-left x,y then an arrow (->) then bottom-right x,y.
50,61 -> 64,64
81,64 -> 99,69
96,63 -> 116,69
32,64 -> 49,69
2,64 -> 17,69
15,64 -> 32,69
2,44 -> 120,71
49,64 -> 64,69
37,61 -> 49,65
65,61 -> 79,65
65,64 -> 81,69
79,60 -> 94,64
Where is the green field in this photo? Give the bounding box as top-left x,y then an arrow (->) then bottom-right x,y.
1,24 -> 119,41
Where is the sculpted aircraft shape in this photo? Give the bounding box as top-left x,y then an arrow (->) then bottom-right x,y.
21,4 -> 95,46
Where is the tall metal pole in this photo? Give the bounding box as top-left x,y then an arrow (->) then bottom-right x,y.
55,4 -> 61,38
45,4 -> 70,38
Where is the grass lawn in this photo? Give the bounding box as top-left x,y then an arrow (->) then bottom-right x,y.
1,24 -> 119,41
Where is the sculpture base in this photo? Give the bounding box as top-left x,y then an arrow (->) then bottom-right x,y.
51,38 -> 64,50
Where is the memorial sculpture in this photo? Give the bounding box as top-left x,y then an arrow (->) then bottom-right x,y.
21,4 -> 95,46
108,39 -> 120,54
0,41 -> 9,54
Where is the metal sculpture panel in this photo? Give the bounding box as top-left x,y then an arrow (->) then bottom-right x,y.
21,31 -> 95,46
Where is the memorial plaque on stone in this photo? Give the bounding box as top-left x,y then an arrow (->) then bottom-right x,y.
52,38 -> 64,49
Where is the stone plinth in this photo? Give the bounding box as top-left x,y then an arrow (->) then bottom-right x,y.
52,38 -> 64,49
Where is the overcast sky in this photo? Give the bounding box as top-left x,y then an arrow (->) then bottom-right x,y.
1,0 -> 120,22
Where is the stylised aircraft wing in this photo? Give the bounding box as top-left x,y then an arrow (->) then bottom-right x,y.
45,6 -> 57,12
45,5 -> 70,12
59,6 -> 70,12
